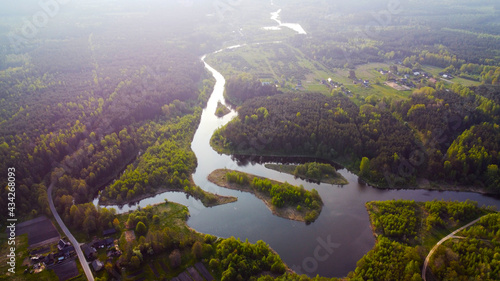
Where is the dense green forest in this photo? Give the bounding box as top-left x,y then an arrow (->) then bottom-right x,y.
391,86 -> 500,191
225,73 -> 281,105
98,110 -> 235,207
212,91 -> 420,186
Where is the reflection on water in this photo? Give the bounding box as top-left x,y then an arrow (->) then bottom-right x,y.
263,9 -> 307,35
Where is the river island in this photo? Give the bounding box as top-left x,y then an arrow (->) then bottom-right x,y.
265,162 -> 349,185
208,169 -> 323,223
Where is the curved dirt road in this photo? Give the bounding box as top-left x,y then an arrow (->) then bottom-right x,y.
421,216 -> 484,281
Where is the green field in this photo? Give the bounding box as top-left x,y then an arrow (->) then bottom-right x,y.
207,45 -> 417,104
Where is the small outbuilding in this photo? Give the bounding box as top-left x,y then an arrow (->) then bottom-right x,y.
92,260 -> 103,272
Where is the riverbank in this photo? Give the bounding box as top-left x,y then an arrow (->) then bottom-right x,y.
361,176 -> 493,197
99,178 -> 237,208
211,137 -> 498,196
208,169 -> 322,223
265,163 -> 349,185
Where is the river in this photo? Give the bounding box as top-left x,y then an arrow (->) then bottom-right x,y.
99,48 -> 500,277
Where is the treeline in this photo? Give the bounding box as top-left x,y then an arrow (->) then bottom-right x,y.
225,170 -> 323,222
257,274 -> 339,281
402,50 -> 465,69
289,0 -> 500,69
224,73 -> 281,105
117,204 -> 202,271
55,127 -> 138,203
343,200 -> 425,280
213,92 -> 419,186
424,200 -> 482,231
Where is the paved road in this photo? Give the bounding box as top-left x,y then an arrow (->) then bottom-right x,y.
421,216 -> 484,281
48,181 -> 94,281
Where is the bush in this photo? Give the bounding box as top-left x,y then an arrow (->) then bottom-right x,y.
209,258 -> 220,269
271,261 -> 286,274
192,241 -> 203,259
135,221 -> 147,236
130,256 -> 141,269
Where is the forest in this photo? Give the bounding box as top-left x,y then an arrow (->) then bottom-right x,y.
98,111 -> 234,207
0,0 -> 236,226
224,73 -> 281,105
212,91 -> 420,186
392,86 -> 500,191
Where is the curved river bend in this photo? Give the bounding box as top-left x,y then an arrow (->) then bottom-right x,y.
100,48 -> 500,277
